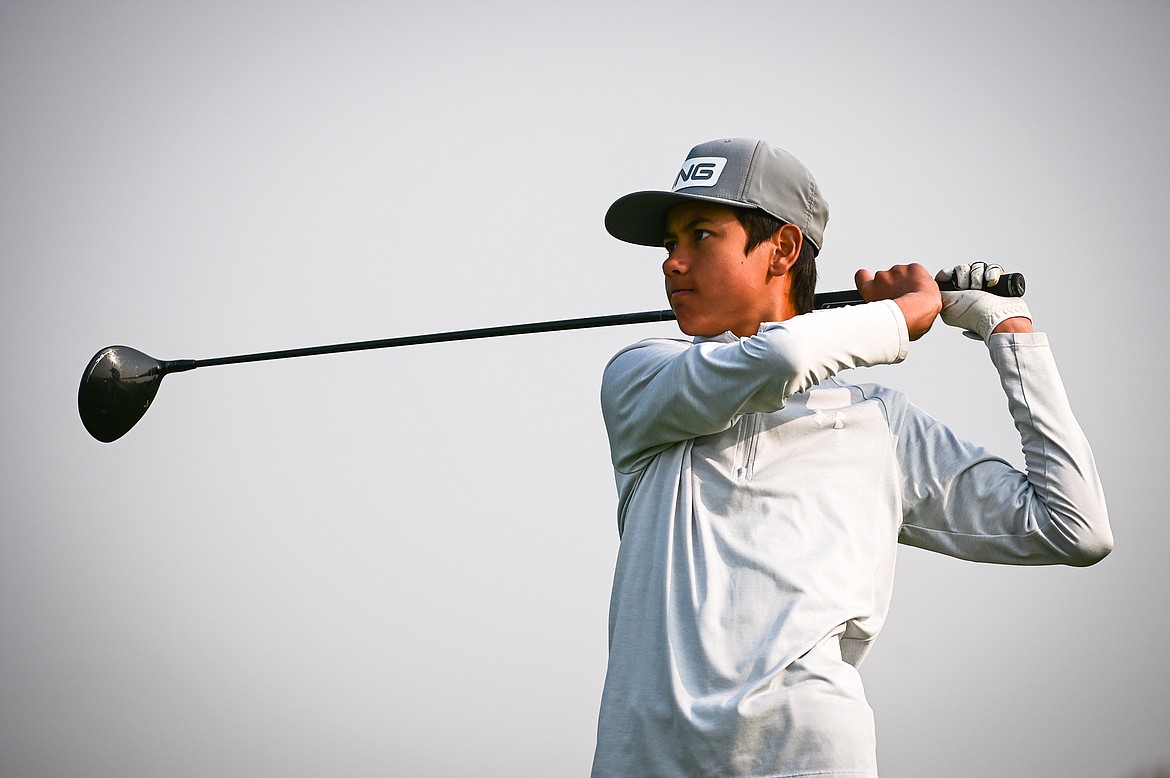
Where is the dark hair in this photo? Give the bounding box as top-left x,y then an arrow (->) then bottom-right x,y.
733,208 -> 819,315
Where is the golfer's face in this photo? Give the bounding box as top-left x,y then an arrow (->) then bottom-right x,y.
662,202 -> 778,338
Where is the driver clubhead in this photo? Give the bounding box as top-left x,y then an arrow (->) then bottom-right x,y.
78,346 -> 166,442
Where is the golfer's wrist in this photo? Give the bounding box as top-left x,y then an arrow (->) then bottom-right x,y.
992,316 -> 1033,335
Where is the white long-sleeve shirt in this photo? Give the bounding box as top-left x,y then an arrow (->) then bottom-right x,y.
592,300 -> 1111,778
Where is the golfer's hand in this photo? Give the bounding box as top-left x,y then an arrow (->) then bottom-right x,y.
854,263 -> 942,341
936,263 -> 1032,343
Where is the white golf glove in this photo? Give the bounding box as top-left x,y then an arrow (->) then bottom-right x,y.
937,262 -> 1031,343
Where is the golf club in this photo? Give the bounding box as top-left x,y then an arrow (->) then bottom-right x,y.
78,274 -> 1025,443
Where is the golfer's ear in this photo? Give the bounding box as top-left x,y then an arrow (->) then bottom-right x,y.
768,224 -> 803,277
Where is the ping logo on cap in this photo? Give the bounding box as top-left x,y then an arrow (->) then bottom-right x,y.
672,156 -> 727,191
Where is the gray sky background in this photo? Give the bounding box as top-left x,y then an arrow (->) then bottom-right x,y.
2,2 -> 1168,776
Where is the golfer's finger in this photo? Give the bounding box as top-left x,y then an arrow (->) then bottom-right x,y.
970,262 -> 987,289
854,269 -> 875,289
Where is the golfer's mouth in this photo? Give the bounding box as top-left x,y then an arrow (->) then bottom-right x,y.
669,289 -> 694,300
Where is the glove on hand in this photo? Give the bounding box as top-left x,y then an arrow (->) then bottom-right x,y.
937,262 -> 1031,343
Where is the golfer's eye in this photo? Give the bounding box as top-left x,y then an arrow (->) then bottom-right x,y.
695,229 -> 711,241
663,240 -> 677,255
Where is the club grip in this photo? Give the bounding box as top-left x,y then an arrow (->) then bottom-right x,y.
939,271 -> 1025,297
812,271 -> 1026,310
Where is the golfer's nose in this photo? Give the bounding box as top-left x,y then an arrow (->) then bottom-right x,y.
663,250 -> 688,275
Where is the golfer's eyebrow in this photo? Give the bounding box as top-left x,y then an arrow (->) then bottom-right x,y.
663,217 -> 713,242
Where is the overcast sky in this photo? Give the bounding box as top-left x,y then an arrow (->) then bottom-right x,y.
2,1 -> 1168,776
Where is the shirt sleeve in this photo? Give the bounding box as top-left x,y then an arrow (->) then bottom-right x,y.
600,300 -> 909,474
894,332 -> 1113,566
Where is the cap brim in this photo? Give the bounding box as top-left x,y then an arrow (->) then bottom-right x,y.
604,190 -> 760,247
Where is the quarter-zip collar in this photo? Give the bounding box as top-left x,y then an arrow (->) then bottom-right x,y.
693,322 -> 773,345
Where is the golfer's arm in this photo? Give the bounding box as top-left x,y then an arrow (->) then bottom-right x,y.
898,332 -> 1112,566
601,300 -> 909,473
991,331 -> 1111,563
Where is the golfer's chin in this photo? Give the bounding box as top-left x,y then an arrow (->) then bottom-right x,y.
672,308 -> 728,339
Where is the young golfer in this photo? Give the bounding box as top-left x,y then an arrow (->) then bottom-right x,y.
592,138 -> 1112,777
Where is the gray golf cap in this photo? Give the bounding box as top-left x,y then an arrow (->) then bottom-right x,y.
605,138 -> 828,253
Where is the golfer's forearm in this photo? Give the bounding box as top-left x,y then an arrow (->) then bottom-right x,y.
602,301 -> 908,473
726,301 -> 910,415
990,332 -> 1112,565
